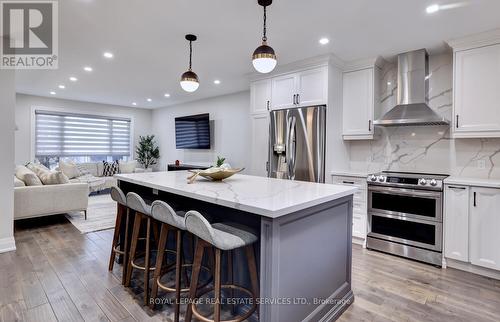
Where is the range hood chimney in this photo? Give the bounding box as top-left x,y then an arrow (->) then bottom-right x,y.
374,49 -> 449,126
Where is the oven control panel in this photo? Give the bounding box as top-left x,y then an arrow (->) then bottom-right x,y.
367,173 -> 444,190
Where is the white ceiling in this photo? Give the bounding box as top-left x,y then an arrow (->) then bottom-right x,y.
15,0 -> 500,109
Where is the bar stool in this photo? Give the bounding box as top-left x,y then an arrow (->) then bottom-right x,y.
184,211 -> 259,322
108,186 -> 130,285
124,192 -> 156,305
149,200 -> 187,320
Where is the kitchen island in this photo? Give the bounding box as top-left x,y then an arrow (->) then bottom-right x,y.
115,171 -> 356,322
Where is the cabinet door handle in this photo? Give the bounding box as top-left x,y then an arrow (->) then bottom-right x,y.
297,93 -> 300,105
368,120 -> 372,132
448,186 -> 466,190
473,191 -> 477,207
342,181 -> 355,185
456,115 -> 459,128
292,94 -> 296,105
266,100 -> 270,111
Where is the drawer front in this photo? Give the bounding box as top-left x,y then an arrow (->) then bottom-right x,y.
332,176 -> 367,188
353,213 -> 367,238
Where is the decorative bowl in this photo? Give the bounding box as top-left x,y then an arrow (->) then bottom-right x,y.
188,167 -> 244,182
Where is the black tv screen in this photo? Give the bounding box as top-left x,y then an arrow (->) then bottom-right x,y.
175,113 -> 211,149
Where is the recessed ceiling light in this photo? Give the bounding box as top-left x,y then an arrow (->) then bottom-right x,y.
319,38 -> 329,45
164,93 -> 170,98
83,66 -> 93,72
58,85 -> 65,89
50,91 -> 56,95
132,102 -> 137,106
426,4 -> 440,14
214,80 -> 221,85
69,77 -> 78,82
387,81 -> 392,86
103,52 -> 114,59
147,98 -> 152,102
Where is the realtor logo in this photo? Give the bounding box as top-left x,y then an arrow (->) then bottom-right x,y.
1,1 -> 58,69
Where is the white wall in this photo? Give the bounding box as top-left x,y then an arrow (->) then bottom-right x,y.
0,69 -> 16,253
15,94 -> 153,165
152,91 -> 251,170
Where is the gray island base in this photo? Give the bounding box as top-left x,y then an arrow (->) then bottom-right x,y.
115,171 -> 356,322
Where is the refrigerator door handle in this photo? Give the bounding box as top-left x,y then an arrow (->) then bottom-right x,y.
287,116 -> 297,180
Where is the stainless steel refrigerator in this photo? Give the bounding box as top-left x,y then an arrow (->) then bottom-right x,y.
268,105 -> 326,183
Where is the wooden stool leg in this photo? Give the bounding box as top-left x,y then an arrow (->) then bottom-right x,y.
125,213 -> 142,287
144,216 -> 152,306
108,204 -> 123,271
246,245 -> 260,315
185,241 -> 205,322
228,250 -> 235,315
214,248 -> 222,322
150,223 -> 169,309
174,230 -> 183,322
121,208 -> 130,285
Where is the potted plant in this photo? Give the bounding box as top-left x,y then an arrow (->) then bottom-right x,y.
136,135 -> 160,171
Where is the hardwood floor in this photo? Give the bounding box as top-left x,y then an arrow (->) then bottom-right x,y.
1,216 -> 499,322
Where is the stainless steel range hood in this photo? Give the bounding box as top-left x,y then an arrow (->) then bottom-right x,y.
374,49 -> 449,127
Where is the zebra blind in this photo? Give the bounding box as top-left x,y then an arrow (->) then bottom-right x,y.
35,110 -> 131,157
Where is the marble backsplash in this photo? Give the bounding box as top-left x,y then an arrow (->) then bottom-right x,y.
347,53 -> 500,179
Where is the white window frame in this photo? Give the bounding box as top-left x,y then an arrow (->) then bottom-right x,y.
30,105 -> 135,161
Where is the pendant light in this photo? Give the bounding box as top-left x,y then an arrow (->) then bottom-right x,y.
252,0 -> 277,74
180,34 -> 199,92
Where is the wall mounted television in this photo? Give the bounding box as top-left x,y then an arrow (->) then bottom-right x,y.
175,113 -> 211,149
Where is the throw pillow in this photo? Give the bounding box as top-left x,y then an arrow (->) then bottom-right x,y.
103,160 -> 119,177
76,163 -> 91,175
33,167 -> 70,185
58,160 -> 81,179
15,165 -> 43,186
14,176 -> 26,187
119,160 -> 137,174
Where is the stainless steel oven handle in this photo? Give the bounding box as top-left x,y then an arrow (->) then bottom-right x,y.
368,185 -> 442,198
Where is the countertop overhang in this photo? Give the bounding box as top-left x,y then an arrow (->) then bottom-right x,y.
115,171 -> 357,218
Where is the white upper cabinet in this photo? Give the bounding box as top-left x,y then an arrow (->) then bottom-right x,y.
250,79 -> 272,114
469,187 -> 500,271
444,185 -> 470,262
296,67 -> 328,107
449,30 -> 500,138
342,67 -> 377,140
271,67 -> 328,110
271,74 -> 297,109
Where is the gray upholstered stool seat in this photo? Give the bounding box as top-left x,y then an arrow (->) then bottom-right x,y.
151,200 -> 186,230
110,186 -> 126,205
126,192 -> 152,215
185,211 -> 258,251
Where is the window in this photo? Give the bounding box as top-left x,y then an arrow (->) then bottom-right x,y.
35,110 -> 131,168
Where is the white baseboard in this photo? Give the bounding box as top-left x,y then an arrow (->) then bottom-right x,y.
445,258 -> 500,280
0,236 -> 16,254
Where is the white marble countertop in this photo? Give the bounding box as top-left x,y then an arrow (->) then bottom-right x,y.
115,171 -> 357,218
444,176 -> 500,189
330,169 -> 370,178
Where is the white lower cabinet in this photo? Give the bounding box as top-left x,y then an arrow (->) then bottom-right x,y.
469,187 -> 500,271
444,183 -> 500,273
332,175 -> 367,242
444,185 -> 469,262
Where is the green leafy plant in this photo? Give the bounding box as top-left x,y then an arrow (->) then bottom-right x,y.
136,135 -> 160,169
216,156 -> 226,167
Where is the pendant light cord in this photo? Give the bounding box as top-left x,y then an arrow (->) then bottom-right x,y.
262,6 -> 267,42
189,40 -> 193,71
